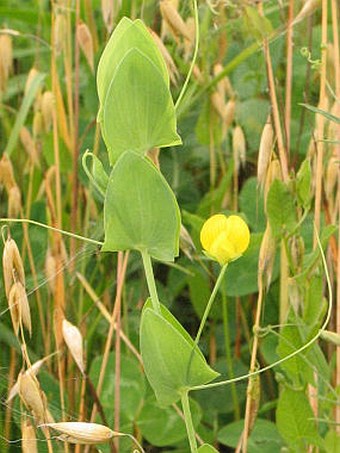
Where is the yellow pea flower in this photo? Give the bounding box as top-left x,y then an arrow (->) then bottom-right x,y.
200,214 -> 250,265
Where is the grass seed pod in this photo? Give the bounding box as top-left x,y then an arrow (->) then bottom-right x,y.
8,281 -> 31,336
0,153 -> 16,190
149,29 -> 179,84
224,99 -> 236,129
257,119 -> 274,188
8,358 -> 47,402
160,0 -> 191,41
40,422 -> 119,444
7,185 -> 22,217
77,22 -> 94,73
0,34 -> 13,91
62,319 -> 85,374
19,372 -> 48,424
24,67 -> 39,96
2,236 -> 26,299
233,125 -> 246,171
258,223 -> 276,289
41,91 -> 55,132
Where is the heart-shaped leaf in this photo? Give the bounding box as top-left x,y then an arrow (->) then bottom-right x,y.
102,151 -> 180,262
140,300 -> 219,406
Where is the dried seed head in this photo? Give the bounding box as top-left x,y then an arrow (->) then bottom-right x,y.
183,17 -> 195,61
258,119 -> 274,188
24,68 -> 39,97
232,125 -> 246,172
293,0 -> 321,26
19,372 -> 48,424
8,358 -> 47,402
7,185 -> 22,218
40,422 -> 119,444
62,319 -> 85,374
2,236 -> 25,299
0,34 -> 13,92
44,248 -> 57,293
101,0 -> 121,33
149,29 -> 179,85
211,91 -> 226,120
160,0 -> 191,41
54,13 -> 66,55
192,64 -> 204,84
224,99 -> 236,129
258,223 -> 276,289
77,22 -> 94,73
20,127 -> 40,166
22,419 -> 38,453
0,153 -> 16,190
41,91 -> 55,132
8,280 -> 31,336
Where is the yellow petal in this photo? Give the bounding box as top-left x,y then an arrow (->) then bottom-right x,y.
225,215 -> 250,256
200,214 -> 228,251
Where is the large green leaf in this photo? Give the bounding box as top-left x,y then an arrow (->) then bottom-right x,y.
102,151 -> 180,262
276,388 -> 323,451
140,301 -> 219,406
197,445 -> 219,453
100,48 -> 181,163
97,17 -> 169,112
267,179 -> 297,237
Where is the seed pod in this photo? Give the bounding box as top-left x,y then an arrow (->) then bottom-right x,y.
77,22 -> 94,73
8,281 -> 31,336
258,223 -> 276,289
257,119 -> 274,188
211,91 -> 226,120
160,0 -> 191,41
7,185 -> 22,218
293,0 -> 321,26
101,0 -> 121,33
8,357 -> 47,402
33,110 -> 43,138
233,125 -> 246,171
22,419 -> 38,453
40,422 -> 120,444
2,236 -> 26,299
0,153 -> 15,190
41,91 -> 55,132
224,99 -> 236,129
149,29 -> 179,85
19,372 -> 48,424
24,68 -> 39,96
62,319 -> 85,374
183,17 -> 195,61
0,34 -> 13,92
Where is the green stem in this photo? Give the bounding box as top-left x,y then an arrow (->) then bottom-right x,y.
194,264 -> 228,346
181,391 -> 198,453
221,290 -> 240,420
141,249 -> 161,314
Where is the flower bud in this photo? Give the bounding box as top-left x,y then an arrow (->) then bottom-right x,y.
200,214 -> 250,265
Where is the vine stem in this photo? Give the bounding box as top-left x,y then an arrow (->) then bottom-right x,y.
194,264 -> 228,346
141,249 -> 161,314
181,391 -> 198,453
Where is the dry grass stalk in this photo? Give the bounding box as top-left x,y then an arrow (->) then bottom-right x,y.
149,29 -> 179,85
293,0 -> 321,26
41,91 -> 55,132
160,0 -> 191,42
233,125 -> 246,172
0,33 -> 13,92
41,422 -> 119,445
18,372 -> 49,424
44,248 -> 57,293
33,111 -> 43,138
54,13 -> 66,56
257,118 -> 274,189
77,21 -> 94,73
62,319 -> 85,374
21,418 -> 38,453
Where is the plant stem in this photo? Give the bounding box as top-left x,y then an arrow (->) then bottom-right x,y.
221,290 -> 240,420
194,264 -> 228,346
141,249 -> 161,314
181,391 -> 198,453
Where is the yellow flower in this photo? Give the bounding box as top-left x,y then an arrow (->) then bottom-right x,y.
200,214 -> 250,265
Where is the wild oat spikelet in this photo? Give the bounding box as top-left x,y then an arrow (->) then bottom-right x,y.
20,127 -> 40,166
40,422 -> 120,445
41,91 -> 55,132
62,319 -> 85,374
8,281 -> 32,336
0,33 -> 13,92
21,419 -> 38,453
257,119 -> 274,189
7,185 -> 22,217
8,358 -> 47,402
101,0 -> 121,33
258,223 -> 276,289
18,372 -> 48,424
149,29 -> 179,85
24,67 -> 39,96
2,236 -> 26,299
233,125 -> 246,172
0,153 -> 16,190
160,0 -> 191,42
77,22 -> 94,73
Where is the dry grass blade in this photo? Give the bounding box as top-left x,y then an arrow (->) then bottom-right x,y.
40,422 -> 120,444
62,318 -> 85,374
